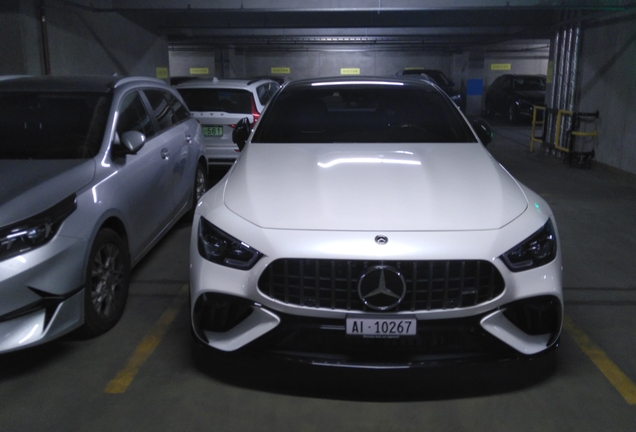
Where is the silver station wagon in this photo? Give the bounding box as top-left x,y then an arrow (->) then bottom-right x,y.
0,75 -> 207,353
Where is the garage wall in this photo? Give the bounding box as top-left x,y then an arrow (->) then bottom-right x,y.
0,0 -> 169,80
169,43 -> 548,115
0,1 -> 43,75
237,49 -> 454,80
578,13 -> 636,174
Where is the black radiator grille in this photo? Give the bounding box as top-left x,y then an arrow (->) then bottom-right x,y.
258,259 -> 505,312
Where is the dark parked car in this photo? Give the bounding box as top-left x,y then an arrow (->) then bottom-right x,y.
485,74 -> 546,123
397,68 -> 462,107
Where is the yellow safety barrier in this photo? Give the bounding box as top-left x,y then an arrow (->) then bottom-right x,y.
554,109 -> 598,153
530,105 -> 546,152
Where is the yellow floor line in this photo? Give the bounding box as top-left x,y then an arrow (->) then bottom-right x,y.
563,315 -> 636,405
104,284 -> 189,394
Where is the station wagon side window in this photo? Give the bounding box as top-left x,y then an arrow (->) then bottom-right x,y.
164,91 -> 191,123
143,89 -> 177,132
143,89 -> 190,131
116,91 -> 155,138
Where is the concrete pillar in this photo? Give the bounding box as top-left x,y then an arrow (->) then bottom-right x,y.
464,49 -> 485,116
215,47 -> 238,78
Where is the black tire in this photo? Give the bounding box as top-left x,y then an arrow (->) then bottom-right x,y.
81,228 -> 131,336
194,162 -> 208,204
485,99 -> 495,117
507,103 -> 519,124
186,162 -> 208,220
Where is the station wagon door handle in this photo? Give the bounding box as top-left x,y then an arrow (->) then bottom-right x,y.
185,134 -> 192,143
161,148 -> 169,159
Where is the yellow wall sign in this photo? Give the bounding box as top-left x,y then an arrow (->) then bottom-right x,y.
156,67 -> 168,79
190,67 -> 210,75
271,67 -> 290,74
491,63 -> 511,71
341,68 -> 360,75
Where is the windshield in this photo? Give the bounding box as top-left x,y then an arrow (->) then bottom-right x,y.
0,92 -> 111,159
177,88 -> 253,113
252,83 -> 476,143
512,77 -> 546,92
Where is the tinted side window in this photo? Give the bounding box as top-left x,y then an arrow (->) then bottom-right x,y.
117,91 -> 155,138
165,91 -> 191,123
257,82 -> 280,106
144,89 -> 175,132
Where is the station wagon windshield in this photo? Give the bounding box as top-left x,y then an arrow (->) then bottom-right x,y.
0,92 -> 111,159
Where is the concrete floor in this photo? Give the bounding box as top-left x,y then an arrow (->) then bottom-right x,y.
2,121 -> 636,431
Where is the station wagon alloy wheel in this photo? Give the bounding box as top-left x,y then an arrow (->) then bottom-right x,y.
91,244 -> 124,318
84,229 -> 130,335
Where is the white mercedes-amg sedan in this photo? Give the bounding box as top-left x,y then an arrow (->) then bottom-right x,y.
190,76 -> 562,368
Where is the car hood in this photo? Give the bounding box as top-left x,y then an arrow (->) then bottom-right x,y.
0,159 -> 95,227
224,143 -> 528,231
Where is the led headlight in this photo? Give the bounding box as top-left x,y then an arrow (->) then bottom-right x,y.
517,99 -> 533,109
198,217 -> 262,270
501,219 -> 557,272
0,194 -> 77,262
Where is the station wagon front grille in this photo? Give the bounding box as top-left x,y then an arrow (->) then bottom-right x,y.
257,259 -> 505,312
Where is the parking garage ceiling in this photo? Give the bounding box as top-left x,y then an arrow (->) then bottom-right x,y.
63,0 -> 636,51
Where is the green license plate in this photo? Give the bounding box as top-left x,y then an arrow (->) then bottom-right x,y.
202,126 -> 223,137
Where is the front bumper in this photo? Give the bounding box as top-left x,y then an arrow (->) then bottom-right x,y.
190,203 -> 563,367
0,235 -> 87,353
191,292 -> 561,367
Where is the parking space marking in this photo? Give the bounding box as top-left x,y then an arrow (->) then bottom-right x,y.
104,284 -> 189,394
563,315 -> 636,405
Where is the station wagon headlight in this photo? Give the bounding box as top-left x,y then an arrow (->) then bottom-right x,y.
501,220 -> 557,272
0,194 -> 77,262
198,218 -> 262,270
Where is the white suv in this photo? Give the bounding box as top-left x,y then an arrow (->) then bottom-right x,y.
175,77 -> 281,168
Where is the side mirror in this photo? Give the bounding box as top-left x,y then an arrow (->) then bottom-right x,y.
120,130 -> 146,154
472,117 -> 493,146
232,117 -> 251,152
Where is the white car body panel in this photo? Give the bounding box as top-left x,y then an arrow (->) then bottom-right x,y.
190,76 -> 563,366
225,143 -> 527,231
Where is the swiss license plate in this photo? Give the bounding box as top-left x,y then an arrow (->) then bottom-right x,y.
202,126 -> 223,137
346,317 -> 416,336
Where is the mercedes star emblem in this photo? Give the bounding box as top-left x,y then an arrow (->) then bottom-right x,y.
357,265 -> 407,311
375,235 -> 388,245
